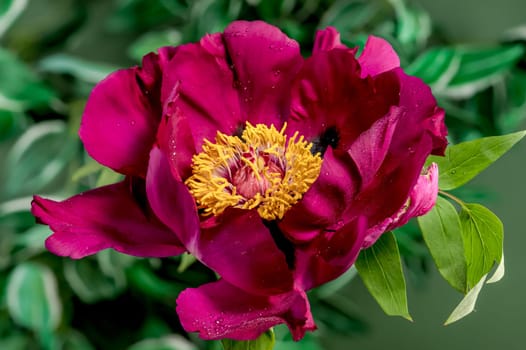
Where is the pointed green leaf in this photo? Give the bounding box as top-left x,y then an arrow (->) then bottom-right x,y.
38,54 -> 118,84
443,45 -> 524,99
445,274 -> 487,325
0,0 -> 28,38
487,253 -> 505,284
222,329 -> 275,350
426,131 -> 526,190
177,252 -> 197,273
6,262 -> 62,333
128,30 -> 182,61
0,48 -> 55,111
2,120 -> 77,198
460,204 -> 503,289
418,196 -> 467,292
406,48 -> 461,89
64,258 -> 125,303
355,232 -> 411,320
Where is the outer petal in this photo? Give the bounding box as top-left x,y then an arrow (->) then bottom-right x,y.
176,280 -> 316,341
223,21 -> 303,125
346,70 -> 445,230
161,21 -> 302,151
80,48 -> 177,177
358,36 -> 400,78
146,148 -> 293,295
196,209 -> 294,296
32,180 -> 185,259
363,163 -> 439,248
348,106 -> 401,189
312,27 -> 348,53
294,217 -> 367,290
160,34 -> 242,149
146,147 -> 200,250
288,49 -> 400,149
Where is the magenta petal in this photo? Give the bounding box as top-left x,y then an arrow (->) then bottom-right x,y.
161,34 -> 242,148
358,36 -> 400,78
176,279 -> 316,341
223,21 -> 302,125
156,111 -> 196,180
31,181 -> 184,259
80,48 -> 176,177
147,147 -> 292,295
348,107 -> 401,188
146,147 -> 200,248
288,49 -> 400,147
197,209 -> 293,295
295,217 -> 367,290
363,163 -> 439,248
279,147 -> 358,242
312,27 -> 348,53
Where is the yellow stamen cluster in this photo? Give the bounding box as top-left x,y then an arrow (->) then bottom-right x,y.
185,122 -> 322,220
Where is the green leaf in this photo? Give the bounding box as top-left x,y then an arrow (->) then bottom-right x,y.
128,30 -> 182,61
96,167 -> 124,187
445,274 -> 487,325
222,329 -> 275,350
460,204 -> 503,289
320,0 -> 379,34
442,45 -> 524,99
426,131 -> 526,190
418,196 -> 467,292
177,252 -> 197,273
0,110 -> 26,141
389,0 -> 431,49
2,120 -> 78,198
311,299 -> 366,335
60,330 -> 95,350
274,332 -> 320,350
38,54 -> 119,84
6,262 -> 62,333
0,48 -> 55,111
355,232 -> 412,320
486,253 -> 505,284
0,0 -> 27,38
64,258 -> 126,303
127,263 -> 185,300
406,48 -> 460,90
128,335 -> 196,350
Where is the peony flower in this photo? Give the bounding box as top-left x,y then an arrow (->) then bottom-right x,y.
32,21 -> 447,341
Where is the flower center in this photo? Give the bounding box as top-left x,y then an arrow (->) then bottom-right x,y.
185,122 -> 322,220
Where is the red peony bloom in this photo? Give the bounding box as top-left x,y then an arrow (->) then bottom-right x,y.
32,21 -> 447,341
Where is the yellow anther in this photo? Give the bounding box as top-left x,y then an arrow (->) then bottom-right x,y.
185,122 -> 322,220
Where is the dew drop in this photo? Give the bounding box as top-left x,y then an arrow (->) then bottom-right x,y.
130,120 -> 136,126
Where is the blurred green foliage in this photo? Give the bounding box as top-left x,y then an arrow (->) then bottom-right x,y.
1,0 -> 525,349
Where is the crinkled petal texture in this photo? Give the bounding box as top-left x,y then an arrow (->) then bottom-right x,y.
80,48 -> 177,177
176,279 -> 315,341
160,20 -> 302,169
32,180 -> 185,258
